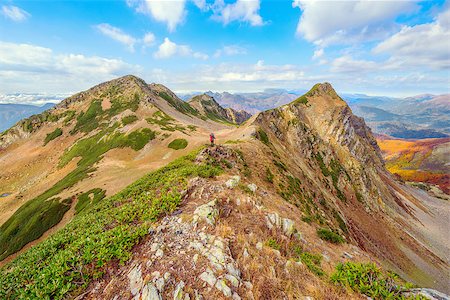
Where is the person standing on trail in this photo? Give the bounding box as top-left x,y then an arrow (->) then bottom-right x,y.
210,133 -> 216,146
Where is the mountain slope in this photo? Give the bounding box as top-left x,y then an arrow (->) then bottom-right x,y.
252,83 -> 449,292
0,77 -> 448,299
0,75 -> 238,262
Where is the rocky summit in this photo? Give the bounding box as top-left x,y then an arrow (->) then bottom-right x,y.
0,76 -> 448,300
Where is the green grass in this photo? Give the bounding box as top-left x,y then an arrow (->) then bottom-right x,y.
257,128 -> 270,145
300,252 -> 325,276
265,167 -> 274,183
72,100 -> 102,134
315,153 -> 346,201
317,228 -> 345,244
168,138 -> 188,150
0,126 -> 156,261
146,111 -> 187,133
294,95 -> 309,105
121,115 -> 138,126
158,91 -> 198,116
0,149 -> 222,299
331,262 -> 424,299
75,188 -> 106,215
44,128 -> 63,145
266,238 -> 281,250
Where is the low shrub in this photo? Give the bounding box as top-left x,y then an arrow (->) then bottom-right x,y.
317,228 -> 345,244
168,138 -> 188,150
44,128 -> 63,145
331,262 -> 423,299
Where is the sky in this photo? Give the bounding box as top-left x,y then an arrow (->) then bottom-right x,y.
0,0 -> 449,104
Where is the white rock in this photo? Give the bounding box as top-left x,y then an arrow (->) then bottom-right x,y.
194,200 -> 219,225
243,248 -> 249,258
225,175 -> 241,188
151,243 -> 160,252
247,183 -> 257,193
155,277 -> 165,292
173,281 -> 185,300
164,272 -> 171,281
232,293 -> 242,300
128,264 -> 143,296
405,288 -> 450,300
141,283 -> 162,300
282,218 -> 296,237
342,252 -> 353,259
155,249 -> 164,258
199,269 -> 217,287
243,281 -> 253,290
225,274 -> 240,288
226,263 -> 241,278
256,242 -> 263,250
151,271 -> 161,279
193,253 -> 199,263
215,279 -> 232,297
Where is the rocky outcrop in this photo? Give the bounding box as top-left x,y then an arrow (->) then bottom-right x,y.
188,94 -> 251,124
224,108 -> 252,125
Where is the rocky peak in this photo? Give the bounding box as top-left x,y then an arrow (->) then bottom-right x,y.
188,94 -> 251,124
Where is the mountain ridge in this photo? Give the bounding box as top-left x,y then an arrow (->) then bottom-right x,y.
0,75 -> 448,299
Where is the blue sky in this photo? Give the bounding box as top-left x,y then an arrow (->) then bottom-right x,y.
0,0 -> 449,103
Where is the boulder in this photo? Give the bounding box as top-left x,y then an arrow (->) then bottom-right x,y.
225,176 -> 241,188
193,200 -> 219,225
141,283 -> 162,300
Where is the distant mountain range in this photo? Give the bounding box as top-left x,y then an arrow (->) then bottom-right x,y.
181,90 -> 450,139
2,89 -> 449,139
0,103 -> 55,132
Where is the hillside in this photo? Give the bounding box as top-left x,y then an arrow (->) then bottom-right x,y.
377,136 -> 450,197
0,77 -> 448,299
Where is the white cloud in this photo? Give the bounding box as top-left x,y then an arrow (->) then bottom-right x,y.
193,0 -> 207,10
127,0 -> 186,31
330,55 -> 377,73
1,5 -> 30,22
0,93 -> 68,105
293,0 -> 417,46
142,32 -> 156,47
214,45 -> 247,58
150,60 -> 313,92
154,37 -> 208,60
312,48 -> 324,60
212,0 -> 264,26
0,41 -> 141,93
95,23 -> 137,52
373,7 -> 450,70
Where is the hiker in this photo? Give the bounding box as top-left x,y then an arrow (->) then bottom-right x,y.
210,133 -> 216,146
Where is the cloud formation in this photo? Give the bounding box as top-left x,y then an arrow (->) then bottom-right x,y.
95,23 -> 137,51
127,0 -> 187,31
154,37 -> 208,60
1,5 -> 30,22
214,45 -> 247,58
373,7 -> 450,70
0,41 -> 141,93
211,0 -> 264,26
293,0 -> 417,46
